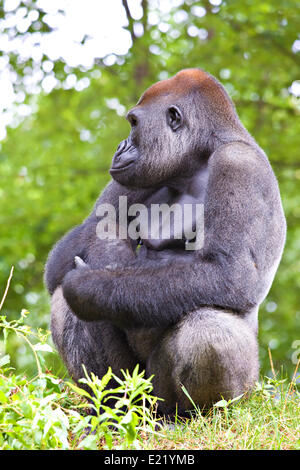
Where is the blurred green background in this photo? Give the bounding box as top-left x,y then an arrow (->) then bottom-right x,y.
0,0 -> 299,378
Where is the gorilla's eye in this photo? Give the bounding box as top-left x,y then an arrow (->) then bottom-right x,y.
167,106 -> 183,132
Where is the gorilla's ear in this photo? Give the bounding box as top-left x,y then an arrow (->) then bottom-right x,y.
167,106 -> 183,132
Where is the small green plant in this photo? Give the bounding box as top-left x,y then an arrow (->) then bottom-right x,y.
68,365 -> 161,450
0,366 -> 77,449
0,309 -> 52,376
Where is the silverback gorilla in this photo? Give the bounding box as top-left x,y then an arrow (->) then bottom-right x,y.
45,69 -> 286,414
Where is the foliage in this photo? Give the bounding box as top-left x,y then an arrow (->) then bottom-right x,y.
0,0 -> 299,378
68,365 -> 160,450
0,305 -> 160,450
0,367 -> 74,450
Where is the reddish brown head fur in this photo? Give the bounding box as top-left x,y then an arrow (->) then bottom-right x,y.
137,68 -> 235,119
137,69 -> 209,105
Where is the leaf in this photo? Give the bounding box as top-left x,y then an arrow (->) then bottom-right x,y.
32,343 -> 53,353
214,399 -> 228,408
0,390 -> 8,403
66,382 -> 92,399
0,354 -> 10,367
230,393 -> 245,404
78,434 -> 99,450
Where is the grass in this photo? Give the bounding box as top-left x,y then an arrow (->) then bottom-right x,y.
146,377 -> 300,450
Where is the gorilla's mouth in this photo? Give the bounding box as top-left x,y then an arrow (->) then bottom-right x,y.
110,160 -> 136,175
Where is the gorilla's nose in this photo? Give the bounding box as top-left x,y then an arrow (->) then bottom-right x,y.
111,138 -> 138,173
115,139 -> 128,158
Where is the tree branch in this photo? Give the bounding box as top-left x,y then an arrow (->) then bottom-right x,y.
121,0 -> 136,42
141,0 -> 148,32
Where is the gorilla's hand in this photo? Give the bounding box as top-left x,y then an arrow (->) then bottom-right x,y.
62,264 -> 115,322
74,255 -> 89,269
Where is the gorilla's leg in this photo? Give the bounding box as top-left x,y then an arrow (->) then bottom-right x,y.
146,308 -> 259,415
51,287 -> 139,386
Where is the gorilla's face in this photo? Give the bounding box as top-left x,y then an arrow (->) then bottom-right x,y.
110,90 -> 210,188
109,69 -> 240,188
110,99 -> 184,188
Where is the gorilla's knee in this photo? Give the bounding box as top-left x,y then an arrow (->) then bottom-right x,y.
50,286 -> 104,382
51,287 -> 139,385
50,286 -> 68,354
147,308 -> 259,414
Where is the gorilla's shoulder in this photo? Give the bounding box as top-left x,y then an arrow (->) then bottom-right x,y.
209,141 -> 267,175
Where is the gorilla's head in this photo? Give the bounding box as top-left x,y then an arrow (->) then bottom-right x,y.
110,69 -> 242,188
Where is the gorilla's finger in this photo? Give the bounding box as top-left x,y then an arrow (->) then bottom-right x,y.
74,256 -> 89,269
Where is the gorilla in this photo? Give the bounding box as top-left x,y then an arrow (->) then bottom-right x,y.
45,69 -> 286,415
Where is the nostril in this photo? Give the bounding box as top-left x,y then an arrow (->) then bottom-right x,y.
131,116 -> 138,127
116,139 -> 127,155
128,113 -> 138,127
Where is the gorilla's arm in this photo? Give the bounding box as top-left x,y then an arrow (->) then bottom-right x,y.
44,180 -> 153,294
45,221 -> 95,295
62,144 -> 285,328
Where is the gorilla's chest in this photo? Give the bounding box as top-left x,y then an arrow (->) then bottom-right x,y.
137,165 -> 209,257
